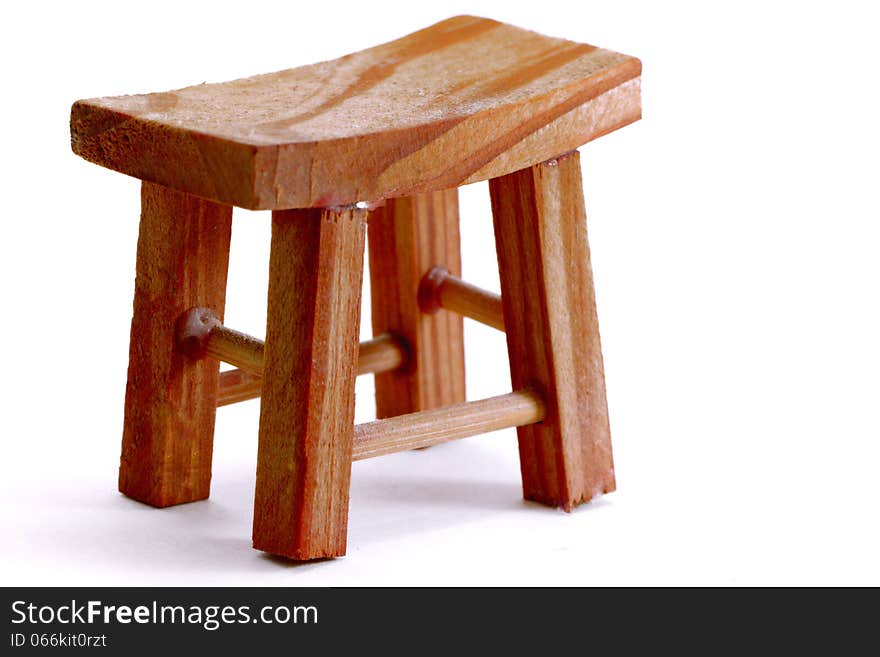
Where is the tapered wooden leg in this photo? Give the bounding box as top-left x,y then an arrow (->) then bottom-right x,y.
253,206 -> 366,560
368,189 -> 465,417
119,181 -> 232,507
489,151 -> 615,510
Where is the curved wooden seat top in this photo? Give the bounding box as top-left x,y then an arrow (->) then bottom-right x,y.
71,15 -> 641,210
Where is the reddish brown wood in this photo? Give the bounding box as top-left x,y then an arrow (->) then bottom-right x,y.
252,206 -> 366,560
368,189 -> 466,417
217,369 -> 262,407
489,151 -> 614,510
70,14 -> 643,562
419,266 -> 505,332
212,334 -> 407,407
353,389 -> 546,461
119,181 -> 232,507
177,309 -> 407,380
70,16 -> 641,209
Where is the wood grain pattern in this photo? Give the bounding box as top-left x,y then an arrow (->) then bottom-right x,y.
119,181 -> 232,507
213,334 -> 407,407
489,151 -> 615,510
252,206 -> 366,560
368,189 -> 466,417
204,325 -> 264,375
175,307 -> 265,375
419,266 -> 505,332
70,15 -> 641,210
355,334 -> 408,377
353,390 -> 545,461
217,369 -> 263,408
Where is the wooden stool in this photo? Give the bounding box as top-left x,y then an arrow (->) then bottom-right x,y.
70,15 -> 641,560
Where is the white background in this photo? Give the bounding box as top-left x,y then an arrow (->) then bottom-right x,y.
2,0 -> 878,586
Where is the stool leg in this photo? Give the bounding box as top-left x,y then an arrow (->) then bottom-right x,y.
119,181 -> 232,507
253,206 -> 366,560
367,189 -> 466,417
489,151 -> 615,510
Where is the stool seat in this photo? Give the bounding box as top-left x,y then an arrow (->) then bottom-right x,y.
71,15 -> 640,210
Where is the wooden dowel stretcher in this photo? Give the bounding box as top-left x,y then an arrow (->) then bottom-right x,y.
418,266 -> 505,331
352,389 -> 545,460
177,308 -> 406,406
217,369 -> 264,407
178,308 -> 543,456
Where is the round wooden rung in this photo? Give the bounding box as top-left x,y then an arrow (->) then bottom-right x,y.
418,267 -> 505,332
352,389 -> 545,460
176,308 -> 408,406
